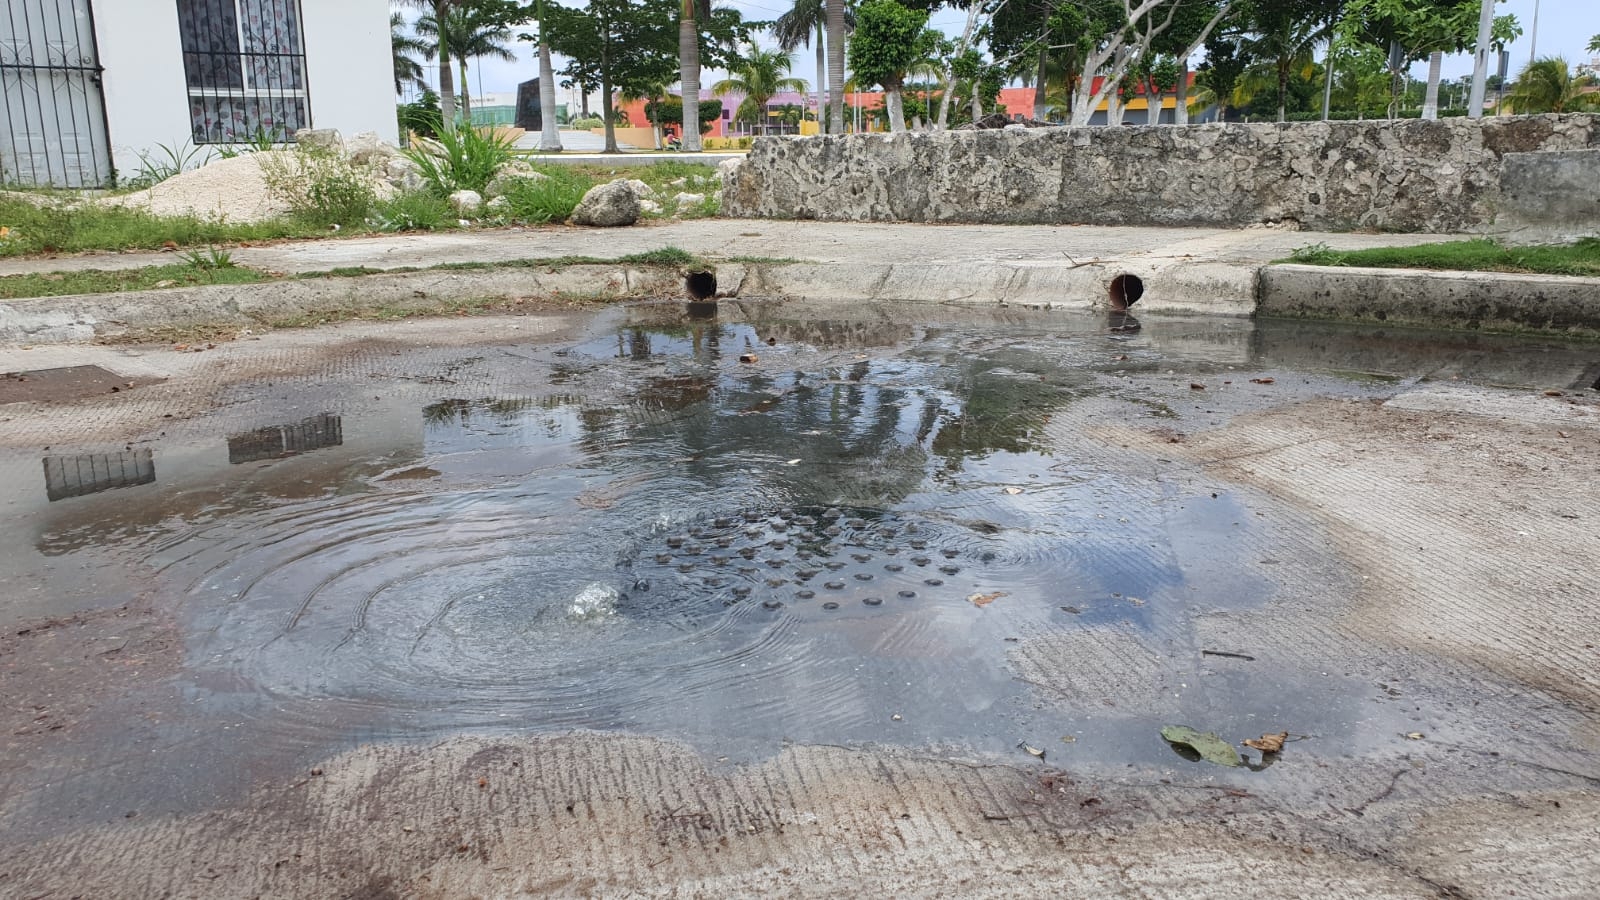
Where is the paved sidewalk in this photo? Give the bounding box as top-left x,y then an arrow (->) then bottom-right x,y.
0,219 -> 1454,277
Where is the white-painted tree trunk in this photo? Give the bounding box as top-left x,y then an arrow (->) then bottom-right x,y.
1175,58 -> 1189,125
679,5 -> 702,152
815,26 -> 827,134
1421,50 -> 1443,120
538,34 -> 562,151
887,89 -> 906,133
1032,41 -> 1049,120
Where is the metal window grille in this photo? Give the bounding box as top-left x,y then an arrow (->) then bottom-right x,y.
177,0 -> 310,144
0,0 -> 113,188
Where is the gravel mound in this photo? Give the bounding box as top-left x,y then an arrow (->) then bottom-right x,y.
105,153 -> 295,224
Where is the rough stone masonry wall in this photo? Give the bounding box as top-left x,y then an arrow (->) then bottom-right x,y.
721,114 -> 1600,233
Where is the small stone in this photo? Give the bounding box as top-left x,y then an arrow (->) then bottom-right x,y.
570,179 -> 641,227
448,189 -> 483,216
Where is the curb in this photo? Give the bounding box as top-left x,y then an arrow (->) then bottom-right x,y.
1257,264 -> 1600,339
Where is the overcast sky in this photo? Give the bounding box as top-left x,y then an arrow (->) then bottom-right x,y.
400,0 -> 1600,102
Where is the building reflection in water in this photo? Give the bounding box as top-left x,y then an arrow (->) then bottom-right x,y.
42,449 -> 156,502
227,414 -> 344,465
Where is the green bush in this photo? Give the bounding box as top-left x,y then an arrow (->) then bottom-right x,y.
258,146 -> 378,227
402,119 -> 518,195
369,191 -> 455,232
498,169 -> 591,223
568,116 -> 604,129
643,98 -> 724,135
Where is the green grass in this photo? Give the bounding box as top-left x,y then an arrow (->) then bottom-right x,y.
496,169 -> 590,224
1285,238 -> 1600,277
0,196 -> 326,257
0,259 -> 267,299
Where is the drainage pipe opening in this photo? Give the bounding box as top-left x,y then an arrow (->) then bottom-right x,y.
1109,274 -> 1144,311
685,271 -> 717,301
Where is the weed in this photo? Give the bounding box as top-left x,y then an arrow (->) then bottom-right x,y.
497,170 -> 588,224
369,191 -> 455,232
259,146 -> 378,227
403,120 -> 518,195
617,247 -> 699,267
127,141 -> 214,188
0,195 -> 323,256
0,261 -> 265,299
178,246 -> 236,269
217,126 -> 286,159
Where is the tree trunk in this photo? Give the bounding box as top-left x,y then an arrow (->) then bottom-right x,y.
1175,58 -> 1189,125
970,81 -> 982,122
538,32 -> 562,151
435,1 -> 456,127
459,58 -> 472,123
1277,58 -> 1289,122
826,0 -> 845,133
815,25 -> 827,134
887,87 -> 906,133
1148,78 -> 1161,125
601,44 -> 617,153
1421,50 -> 1442,120
1033,41 -> 1049,121
679,3 -> 702,151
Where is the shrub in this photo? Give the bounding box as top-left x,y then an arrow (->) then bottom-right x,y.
497,169 -> 590,223
402,119 -> 518,195
369,191 -> 455,232
643,98 -> 724,135
258,146 -> 379,227
125,140 -> 214,188
568,116 -> 604,130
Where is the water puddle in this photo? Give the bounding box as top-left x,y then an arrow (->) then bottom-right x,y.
2,309 -> 1595,813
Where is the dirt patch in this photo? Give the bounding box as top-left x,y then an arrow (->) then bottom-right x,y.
105,153 -> 294,223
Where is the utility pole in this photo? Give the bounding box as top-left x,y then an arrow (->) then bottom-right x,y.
1467,0 -> 1495,119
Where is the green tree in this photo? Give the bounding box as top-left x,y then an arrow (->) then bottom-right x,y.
713,46 -> 809,132
1238,0 -> 1343,122
848,0 -> 936,133
416,1 -> 521,124
1589,34 -> 1600,55
392,13 -> 431,95
1336,0 -> 1518,120
1506,57 -> 1600,113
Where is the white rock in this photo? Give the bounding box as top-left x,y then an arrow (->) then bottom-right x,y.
484,170 -> 551,198
673,192 -> 706,208
624,178 -> 656,199
639,198 -> 662,214
347,131 -> 398,164
486,195 -> 512,215
570,179 -> 640,227
294,128 -> 344,155
448,189 -> 483,216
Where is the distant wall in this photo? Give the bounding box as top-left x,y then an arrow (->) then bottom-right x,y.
720,115 -> 1600,234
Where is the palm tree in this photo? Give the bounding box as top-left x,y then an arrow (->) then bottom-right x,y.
712,46 -> 809,135
404,1 -> 460,126
534,0 -> 561,151
775,0 -> 855,134
1506,57 -> 1600,114
679,0 -> 707,152
392,13 -> 430,95
1590,34 -> 1600,55
826,0 -> 846,133
416,5 -> 519,124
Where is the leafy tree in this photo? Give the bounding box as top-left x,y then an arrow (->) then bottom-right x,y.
392,13 -> 430,95
644,98 -> 725,135
1237,0 -> 1343,122
713,46 -> 809,131
1590,34 -> 1600,55
1335,0 -> 1518,120
399,87 -> 444,138
416,0 -> 522,123
542,0 -> 749,153
848,0 -> 937,133
1197,31 -> 1252,119
1506,57 -> 1600,113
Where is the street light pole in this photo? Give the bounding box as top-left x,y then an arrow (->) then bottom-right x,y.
1467,0 -> 1495,119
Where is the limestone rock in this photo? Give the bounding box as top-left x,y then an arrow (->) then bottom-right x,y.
294,128 -> 343,155
449,190 -> 483,216
673,192 -> 706,209
347,131 -> 398,164
570,180 -> 640,227
385,158 -> 425,193
623,178 -> 656,199
484,170 -> 551,198
639,198 -> 662,215
486,195 -> 512,215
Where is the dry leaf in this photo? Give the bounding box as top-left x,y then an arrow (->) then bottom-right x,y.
1242,731 -> 1289,754
1003,487 -> 1023,495
1190,383 -> 1206,391
968,591 -> 1007,607
738,353 -> 759,363
1250,377 -> 1275,385
1543,390 -> 1563,397
1404,731 -> 1425,740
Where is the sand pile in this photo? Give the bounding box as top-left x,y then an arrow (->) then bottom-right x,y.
104,152 -> 296,224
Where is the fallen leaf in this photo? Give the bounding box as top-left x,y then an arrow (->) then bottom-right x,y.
1242,731 -> 1289,754
1404,731 -> 1425,741
1190,383 -> 1206,391
785,458 -> 802,466
1250,377 -> 1275,385
1161,725 -> 1243,767
738,353 -> 759,364
1003,487 -> 1023,495
968,591 -> 1007,607
1060,735 -> 1077,744
1543,390 -> 1563,397
1019,743 -> 1045,760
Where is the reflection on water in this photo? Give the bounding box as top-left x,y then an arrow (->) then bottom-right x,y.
227,414 -> 344,464
43,449 -> 156,501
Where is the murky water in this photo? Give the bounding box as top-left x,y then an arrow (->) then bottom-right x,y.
3,307 -> 1596,816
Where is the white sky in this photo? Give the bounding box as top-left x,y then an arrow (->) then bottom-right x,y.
400,0 -> 1600,101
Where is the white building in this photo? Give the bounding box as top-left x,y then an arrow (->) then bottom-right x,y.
1,0 -> 397,188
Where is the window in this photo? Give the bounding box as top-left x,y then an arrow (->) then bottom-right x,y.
176,0 -> 309,143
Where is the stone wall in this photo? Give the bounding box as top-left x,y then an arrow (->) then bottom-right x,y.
720,115 -> 1600,234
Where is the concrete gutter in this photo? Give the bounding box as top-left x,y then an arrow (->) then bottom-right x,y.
1258,264 -> 1600,339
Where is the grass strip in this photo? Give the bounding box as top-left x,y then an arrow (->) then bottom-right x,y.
0,260 -> 267,299
1284,238 -> 1600,277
